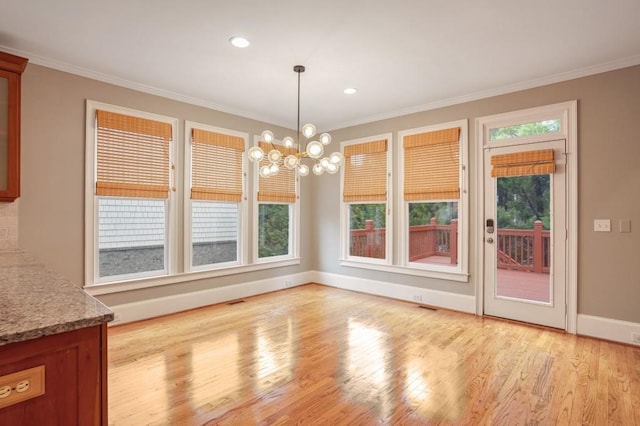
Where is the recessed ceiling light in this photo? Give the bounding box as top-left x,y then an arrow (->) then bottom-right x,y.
229,36 -> 250,48
344,87 -> 358,95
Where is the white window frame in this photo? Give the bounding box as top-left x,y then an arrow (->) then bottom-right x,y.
398,119 -> 469,281
184,121 -> 249,272
339,133 -> 393,267
252,135 -> 300,264
84,100 -> 179,286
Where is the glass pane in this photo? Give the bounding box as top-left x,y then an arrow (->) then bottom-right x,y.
192,201 -> 238,267
98,198 -> 166,277
495,175 -> 551,303
0,76 -> 8,191
489,119 -> 560,141
258,204 -> 290,258
408,202 -> 458,265
348,204 -> 386,259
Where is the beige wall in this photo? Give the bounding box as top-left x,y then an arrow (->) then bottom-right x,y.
19,64 -> 312,307
18,63 -> 640,323
312,65 -> 640,324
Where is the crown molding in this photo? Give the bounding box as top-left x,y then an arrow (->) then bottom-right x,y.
0,45 -> 285,128
328,54 -> 640,131
3,45 -> 639,132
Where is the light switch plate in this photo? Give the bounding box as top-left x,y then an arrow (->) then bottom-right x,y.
619,219 -> 631,233
594,219 -> 611,232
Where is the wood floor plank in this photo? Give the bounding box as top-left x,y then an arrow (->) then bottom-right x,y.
108,284 -> 640,425
629,346 -> 640,424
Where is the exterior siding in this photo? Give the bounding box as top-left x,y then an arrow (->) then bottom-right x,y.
98,199 -> 238,250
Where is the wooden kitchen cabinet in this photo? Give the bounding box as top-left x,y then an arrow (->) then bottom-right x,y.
0,324 -> 108,425
0,51 -> 28,202
0,249 -> 113,425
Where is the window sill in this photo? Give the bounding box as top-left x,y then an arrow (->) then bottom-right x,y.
339,260 -> 469,283
85,257 -> 301,296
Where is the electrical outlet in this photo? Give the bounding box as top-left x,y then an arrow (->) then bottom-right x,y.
0,365 -> 45,409
412,295 -> 422,302
632,332 -> 640,345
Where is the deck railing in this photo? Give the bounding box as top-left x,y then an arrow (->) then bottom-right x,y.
408,218 -> 458,264
349,220 -> 387,259
349,219 -> 549,272
496,221 -> 550,273
349,218 -> 458,263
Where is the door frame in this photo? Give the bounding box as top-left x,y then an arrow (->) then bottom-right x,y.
474,101 -> 578,333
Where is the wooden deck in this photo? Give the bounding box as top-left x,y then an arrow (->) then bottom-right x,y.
417,255 -> 550,303
497,268 -> 550,303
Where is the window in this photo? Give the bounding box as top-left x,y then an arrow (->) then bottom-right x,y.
186,123 -> 247,270
341,136 -> 391,264
98,198 -> 166,277
254,140 -> 298,261
400,121 -> 468,276
86,102 -> 300,290
86,103 -> 177,283
258,204 -> 290,258
489,119 -> 560,141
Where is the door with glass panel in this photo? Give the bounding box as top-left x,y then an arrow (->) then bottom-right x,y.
483,139 -> 566,328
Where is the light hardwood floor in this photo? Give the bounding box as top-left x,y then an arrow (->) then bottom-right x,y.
108,284 -> 640,425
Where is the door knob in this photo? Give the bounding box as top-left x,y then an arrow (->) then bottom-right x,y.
486,237 -> 494,243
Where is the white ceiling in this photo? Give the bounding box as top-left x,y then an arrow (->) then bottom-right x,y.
1,0 -> 640,131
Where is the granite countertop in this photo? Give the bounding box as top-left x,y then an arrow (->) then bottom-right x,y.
0,249 -> 113,346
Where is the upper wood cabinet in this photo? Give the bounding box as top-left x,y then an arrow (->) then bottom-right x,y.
0,51 -> 28,202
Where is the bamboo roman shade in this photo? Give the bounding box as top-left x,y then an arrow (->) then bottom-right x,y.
403,127 -> 460,201
491,149 -> 555,177
343,139 -> 387,202
258,142 -> 297,203
191,128 -> 244,202
96,110 -> 172,199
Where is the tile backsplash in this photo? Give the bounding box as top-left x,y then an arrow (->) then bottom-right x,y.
0,200 -> 18,248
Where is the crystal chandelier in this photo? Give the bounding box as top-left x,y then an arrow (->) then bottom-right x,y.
248,65 -> 344,177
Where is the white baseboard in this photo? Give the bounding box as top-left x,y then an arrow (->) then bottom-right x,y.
109,270 -> 475,326
577,314 -> 640,346
109,270 -> 638,347
312,271 -> 476,314
109,271 -> 314,326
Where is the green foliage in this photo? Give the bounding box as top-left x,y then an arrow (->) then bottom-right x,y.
489,120 -> 556,231
489,120 -> 560,140
496,175 -> 550,230
348,202 -> 459,230
409,202 -> 458,226
258,204 -> 289,257
349,204 -> 386,229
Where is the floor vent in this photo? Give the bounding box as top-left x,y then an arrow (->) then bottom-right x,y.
228,300 -> 246,306
418,305 -> 437,311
